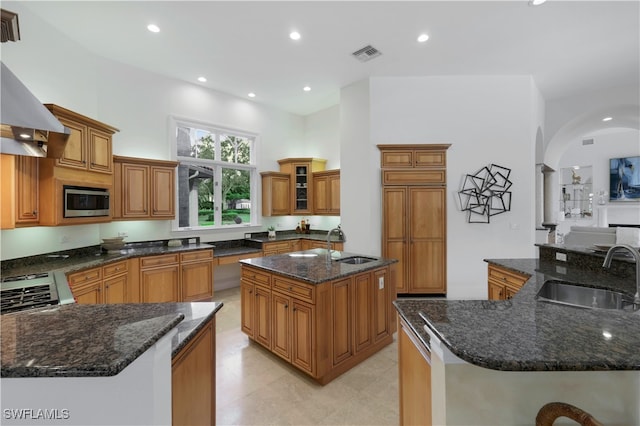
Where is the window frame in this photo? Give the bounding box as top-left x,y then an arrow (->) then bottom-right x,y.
169,115 -> 260,232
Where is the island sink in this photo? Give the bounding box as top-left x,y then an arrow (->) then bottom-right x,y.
536,280 -> 638,311
334,256 -> 377,264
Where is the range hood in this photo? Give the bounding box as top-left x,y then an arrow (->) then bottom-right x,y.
0,61 -> 70,158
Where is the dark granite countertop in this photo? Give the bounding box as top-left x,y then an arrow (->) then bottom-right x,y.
239,249 -> 397,284
394,257 -> 640,372
1,301 -> 223,378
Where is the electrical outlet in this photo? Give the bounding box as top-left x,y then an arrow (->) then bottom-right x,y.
556,252 -> 567,262
378,276 -> 384,290
118,232 -> 128,238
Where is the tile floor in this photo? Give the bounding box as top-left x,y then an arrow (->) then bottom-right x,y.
214,286 -> 400,426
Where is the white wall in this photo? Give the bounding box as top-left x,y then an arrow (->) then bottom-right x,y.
362,76 -> 539,299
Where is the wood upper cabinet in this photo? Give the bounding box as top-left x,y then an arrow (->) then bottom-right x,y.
261,172 -> 290,216
278,158 -> 327,215
172,317 -> 215,426
180,250 -> 214,302
487,263 -> 530,301
399,316 -> 432,426
44,104 -> 118,174
113,156 -> 177,220
313,169 -> 340,215
1,155 -> 40,229
379,144 -> 450,295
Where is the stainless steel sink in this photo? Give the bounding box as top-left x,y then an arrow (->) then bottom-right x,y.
536,280 -> 637,311
335,256 -> 377,265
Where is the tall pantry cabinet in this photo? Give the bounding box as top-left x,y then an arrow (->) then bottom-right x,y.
378,144 -> 450,295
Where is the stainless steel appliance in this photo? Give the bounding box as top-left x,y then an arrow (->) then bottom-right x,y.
63,185 -> 110,218
0,273 -> 60,314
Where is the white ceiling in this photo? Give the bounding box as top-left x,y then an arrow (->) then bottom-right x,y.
17,1 -> 640,116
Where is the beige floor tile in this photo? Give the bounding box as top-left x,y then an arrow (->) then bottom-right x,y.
214,286 -> 399,426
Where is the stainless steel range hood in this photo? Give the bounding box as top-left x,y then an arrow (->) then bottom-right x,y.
0,61 -> 70,158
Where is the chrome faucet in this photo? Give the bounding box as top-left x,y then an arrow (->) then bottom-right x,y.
327,225 -> 346,254
602,244 -> 640,304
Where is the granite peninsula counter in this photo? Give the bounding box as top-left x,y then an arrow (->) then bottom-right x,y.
394,252 -> 639,426
1,302 -> 223,425
239,248 -> 398,385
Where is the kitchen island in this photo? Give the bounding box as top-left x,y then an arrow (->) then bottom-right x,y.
239,248 -> 397,384
394,252 -> 640,425
1,301 -> 222,425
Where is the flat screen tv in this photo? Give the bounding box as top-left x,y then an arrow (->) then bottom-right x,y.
610,156 -> 640,201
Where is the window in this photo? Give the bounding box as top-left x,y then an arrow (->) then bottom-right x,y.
172,117 -> 257,230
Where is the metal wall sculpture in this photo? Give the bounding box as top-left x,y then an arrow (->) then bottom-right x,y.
458,164 -> 512,223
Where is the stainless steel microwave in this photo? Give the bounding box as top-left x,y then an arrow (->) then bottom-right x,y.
63,186 -> 110,218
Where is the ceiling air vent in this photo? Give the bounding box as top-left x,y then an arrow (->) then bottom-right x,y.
582,138 -> 594,146
352,45 -> 381,62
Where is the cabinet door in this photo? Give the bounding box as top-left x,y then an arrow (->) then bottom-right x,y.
241,281 -> 255,336
104,274 -> 128,304
141,265 -> 180,303
261,173 -> 291,216
255,286 -> 271,349
172,319 -> 215,426
73,281 -> 102,304
353,272 -> 373,353
291,300 -> 314,374
151,166 -> 175,218
313,174 -> 329,213
373,268 -> 390,342
88,128 -> 113,173
122,164 -> 150,217
399,318 -> 431,426
409,188 -> 446,294
488,281 -> 505,300
181,260 -> 213,302
328,172 -> 340,214
272,293 -> 291,362
332,277 -> 353,366
383,187 -> 408,293
15,156 -> 39,225
56,116 -> 88,170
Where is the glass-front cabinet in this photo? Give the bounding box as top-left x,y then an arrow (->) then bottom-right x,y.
278,158 -> 327,215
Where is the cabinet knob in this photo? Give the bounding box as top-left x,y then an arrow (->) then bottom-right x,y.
284,304 -> 288,309
288,286 -> 293,291
249,290 -> 253,294
32,211 -> 37,215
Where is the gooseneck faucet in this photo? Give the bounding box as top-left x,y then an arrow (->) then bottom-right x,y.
327,225 -> 346,255
602,244 -> 640,304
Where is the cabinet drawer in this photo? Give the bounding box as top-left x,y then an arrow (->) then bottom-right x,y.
414,150 -> 446,167
103,260 -> 128,277
180,249 -> 214,263
272,276 -> 315,304
67,267 -> 102,286
241,267 -> 271,287
382,169 -> 445,185
381,151 -> 413,167
140,253 -> 179,268
263,241 -> 293,252
488,265 -> 529,288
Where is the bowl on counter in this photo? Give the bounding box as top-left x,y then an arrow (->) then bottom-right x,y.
102,237 -> 125,252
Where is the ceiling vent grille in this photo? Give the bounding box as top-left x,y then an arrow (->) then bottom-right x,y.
352,45 -> 381,62
582,138 -> 594,146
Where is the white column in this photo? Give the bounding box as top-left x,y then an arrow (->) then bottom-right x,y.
542,165 -> 557,226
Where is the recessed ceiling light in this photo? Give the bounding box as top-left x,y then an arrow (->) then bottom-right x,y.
417,33 -> 429,43
602,116 -> 613,122
147,24 -> 160,33
19,133 -> 31,139
528,0 -> 547,6
303,86 -> 311,92
289,31 -> 301,41
197,77 -> 207,83
248,92 -> 256,98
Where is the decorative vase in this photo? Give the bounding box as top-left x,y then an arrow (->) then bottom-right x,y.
268,230 -> 276,239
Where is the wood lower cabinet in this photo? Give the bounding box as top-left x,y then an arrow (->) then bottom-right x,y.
241,264 -> 394,385
113,156 -> 178,220
68,260 -> 129,304
172,317 -> 215,426
180,250 -> 214,302
398,316 -> 432,426
140,258 -> 180,303
301,240 -> 344,251
487,263 -> 530,300
263,240 -> 300,256
379,144 -> 450,295
102,260 -> 128,304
